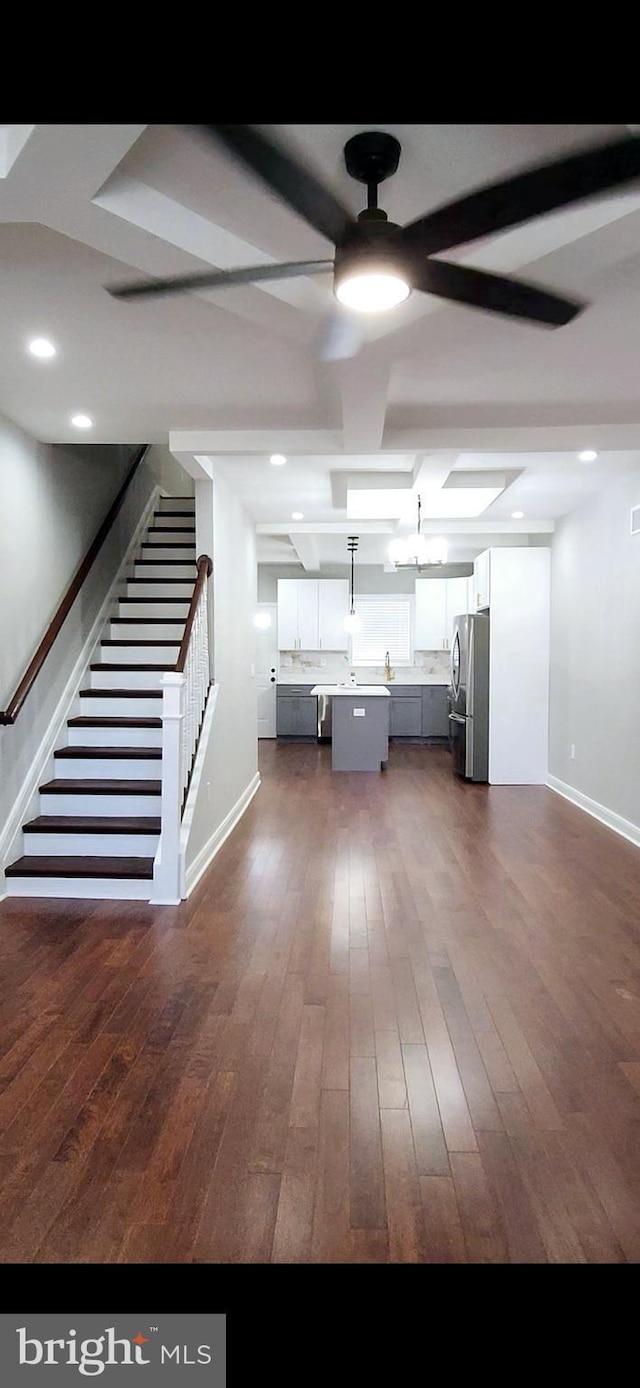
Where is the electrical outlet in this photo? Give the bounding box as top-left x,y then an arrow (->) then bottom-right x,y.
570,744 -> 576,760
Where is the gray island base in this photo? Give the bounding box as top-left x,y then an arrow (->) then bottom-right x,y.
310,685 -> 390,771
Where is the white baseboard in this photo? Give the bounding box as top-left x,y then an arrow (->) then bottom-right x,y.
185,771 -> 261,897
0,485 -> 162,879
546,774 -> 640,850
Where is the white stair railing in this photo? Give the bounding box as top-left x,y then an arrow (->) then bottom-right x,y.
152,554 -> 213,904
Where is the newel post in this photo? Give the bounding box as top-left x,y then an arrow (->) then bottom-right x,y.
151,671 -> 185,905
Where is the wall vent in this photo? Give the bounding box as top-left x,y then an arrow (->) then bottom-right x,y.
631,505 -> 640,536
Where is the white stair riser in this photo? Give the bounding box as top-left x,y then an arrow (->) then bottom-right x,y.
54,756 -> 161,779
157,498 -> 195,512
134,564 -> 197,580
40,792 -> 160,815
79,695 -> 162,717
126,582 -> 194,599
67,725 -> 162,748
141,546 -> 195,560
118,602 -> 190,619
6,878 -> 153,900
91,668 -> 165,689
109,622 -> 185,641
23,832 -> 159,857
100,644 -> 180,665
145,529 -> 196,543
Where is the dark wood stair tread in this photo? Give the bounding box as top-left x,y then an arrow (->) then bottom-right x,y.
68,716 -> 162,728
24,816 -> 161,833
90,663 -> 175,671
55,746 -> 162,759
5,856 -> 154,879
40,779 -> 162,794
79,688 -> 162,698
100,639 -> 181,647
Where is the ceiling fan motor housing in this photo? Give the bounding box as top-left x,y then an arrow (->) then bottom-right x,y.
334,220 -> 409,297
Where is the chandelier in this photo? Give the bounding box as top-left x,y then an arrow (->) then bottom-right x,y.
388,495 -> 448,568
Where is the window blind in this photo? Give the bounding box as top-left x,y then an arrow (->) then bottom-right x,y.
351,596 -> 412,664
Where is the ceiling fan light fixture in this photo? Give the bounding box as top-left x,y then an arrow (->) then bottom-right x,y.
335,271 -> 410,313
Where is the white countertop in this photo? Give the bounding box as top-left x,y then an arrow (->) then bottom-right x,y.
278,676 -> 449,686
310,684 -> 390,697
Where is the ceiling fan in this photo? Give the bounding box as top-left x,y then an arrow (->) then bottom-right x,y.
107,124 -> 640,352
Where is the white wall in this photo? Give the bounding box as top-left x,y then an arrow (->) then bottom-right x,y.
549,465 -> 640,832
185,465 -> 258,874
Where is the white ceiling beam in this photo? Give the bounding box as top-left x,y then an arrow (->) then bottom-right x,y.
341,353 -> 392,452
290,532 -> 320,570
385,423 -> 640,451
256,520 -> 395,535
169,429 -> 342,455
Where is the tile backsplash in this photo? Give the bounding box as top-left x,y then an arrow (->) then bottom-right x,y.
279,649 -> 451,684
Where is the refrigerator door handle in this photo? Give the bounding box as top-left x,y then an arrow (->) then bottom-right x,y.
448,712 -> 467,724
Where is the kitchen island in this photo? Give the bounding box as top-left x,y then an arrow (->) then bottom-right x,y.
310,685 -> 390,771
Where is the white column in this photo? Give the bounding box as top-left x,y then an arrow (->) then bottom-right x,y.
151,671 -> 185,904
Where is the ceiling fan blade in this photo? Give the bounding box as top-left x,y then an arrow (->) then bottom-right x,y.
107,259 -> 334,301
202,125 -> 356,247
403,133 -> 640,256
315,308 -> 365,361
409,257 -> 584,327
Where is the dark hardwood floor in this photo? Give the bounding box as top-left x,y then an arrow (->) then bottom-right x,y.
1,740 -> 640,1263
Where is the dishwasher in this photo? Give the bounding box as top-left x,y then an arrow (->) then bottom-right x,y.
317,692 -> 333,742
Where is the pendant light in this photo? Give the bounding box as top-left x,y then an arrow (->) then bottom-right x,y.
388,495 -> 448,569
344,535 -> 362,631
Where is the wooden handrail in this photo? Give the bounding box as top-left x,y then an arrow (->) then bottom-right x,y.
0,444 -> 149,726
175,555 -> 213,672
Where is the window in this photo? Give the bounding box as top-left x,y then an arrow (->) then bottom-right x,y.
351,595 -> 412,665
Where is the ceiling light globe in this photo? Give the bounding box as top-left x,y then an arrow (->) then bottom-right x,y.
335,273 -> 410,313
343,611 -> 362,633
424,537 -> 448,565
388,538 -> 408,564
405,531 -> 429,563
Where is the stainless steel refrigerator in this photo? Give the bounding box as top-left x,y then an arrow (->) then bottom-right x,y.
449,612 -> 489,781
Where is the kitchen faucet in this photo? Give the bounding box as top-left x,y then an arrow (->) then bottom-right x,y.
384,650 -> 394,681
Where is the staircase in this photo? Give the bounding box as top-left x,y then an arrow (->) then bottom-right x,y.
4,496 -> 196,900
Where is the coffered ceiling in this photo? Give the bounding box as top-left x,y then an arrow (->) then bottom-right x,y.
2,123 -> 640,566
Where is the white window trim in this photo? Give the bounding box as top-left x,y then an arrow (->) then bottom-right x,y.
350,593 -> 414,666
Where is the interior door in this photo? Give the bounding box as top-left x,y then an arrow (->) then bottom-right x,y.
255,603 -> 278,737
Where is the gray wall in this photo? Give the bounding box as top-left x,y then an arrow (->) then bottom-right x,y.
186,465 -> 258,873
0,424 -> 135,705
258,561 -> 473,601
549,465 -> 640,829
145,443 -> 194,499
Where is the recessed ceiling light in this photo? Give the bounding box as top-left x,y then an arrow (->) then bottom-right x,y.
270,454 -> 286,466
71,414 -> 93,429
28,338 -> 56,359
291,511 -> 304,520
511,510 -> 525,519
578,450 -> 598,462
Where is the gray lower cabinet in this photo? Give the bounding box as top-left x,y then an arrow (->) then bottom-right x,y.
389,687 -> 423,737
276,686 -> 317,738
422,685 -> 450,739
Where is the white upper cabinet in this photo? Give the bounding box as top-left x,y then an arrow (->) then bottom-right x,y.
277,579 -> 349,650
415,579 -> 447,650
318,579 -> 349,650
415,577 -> 472,650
